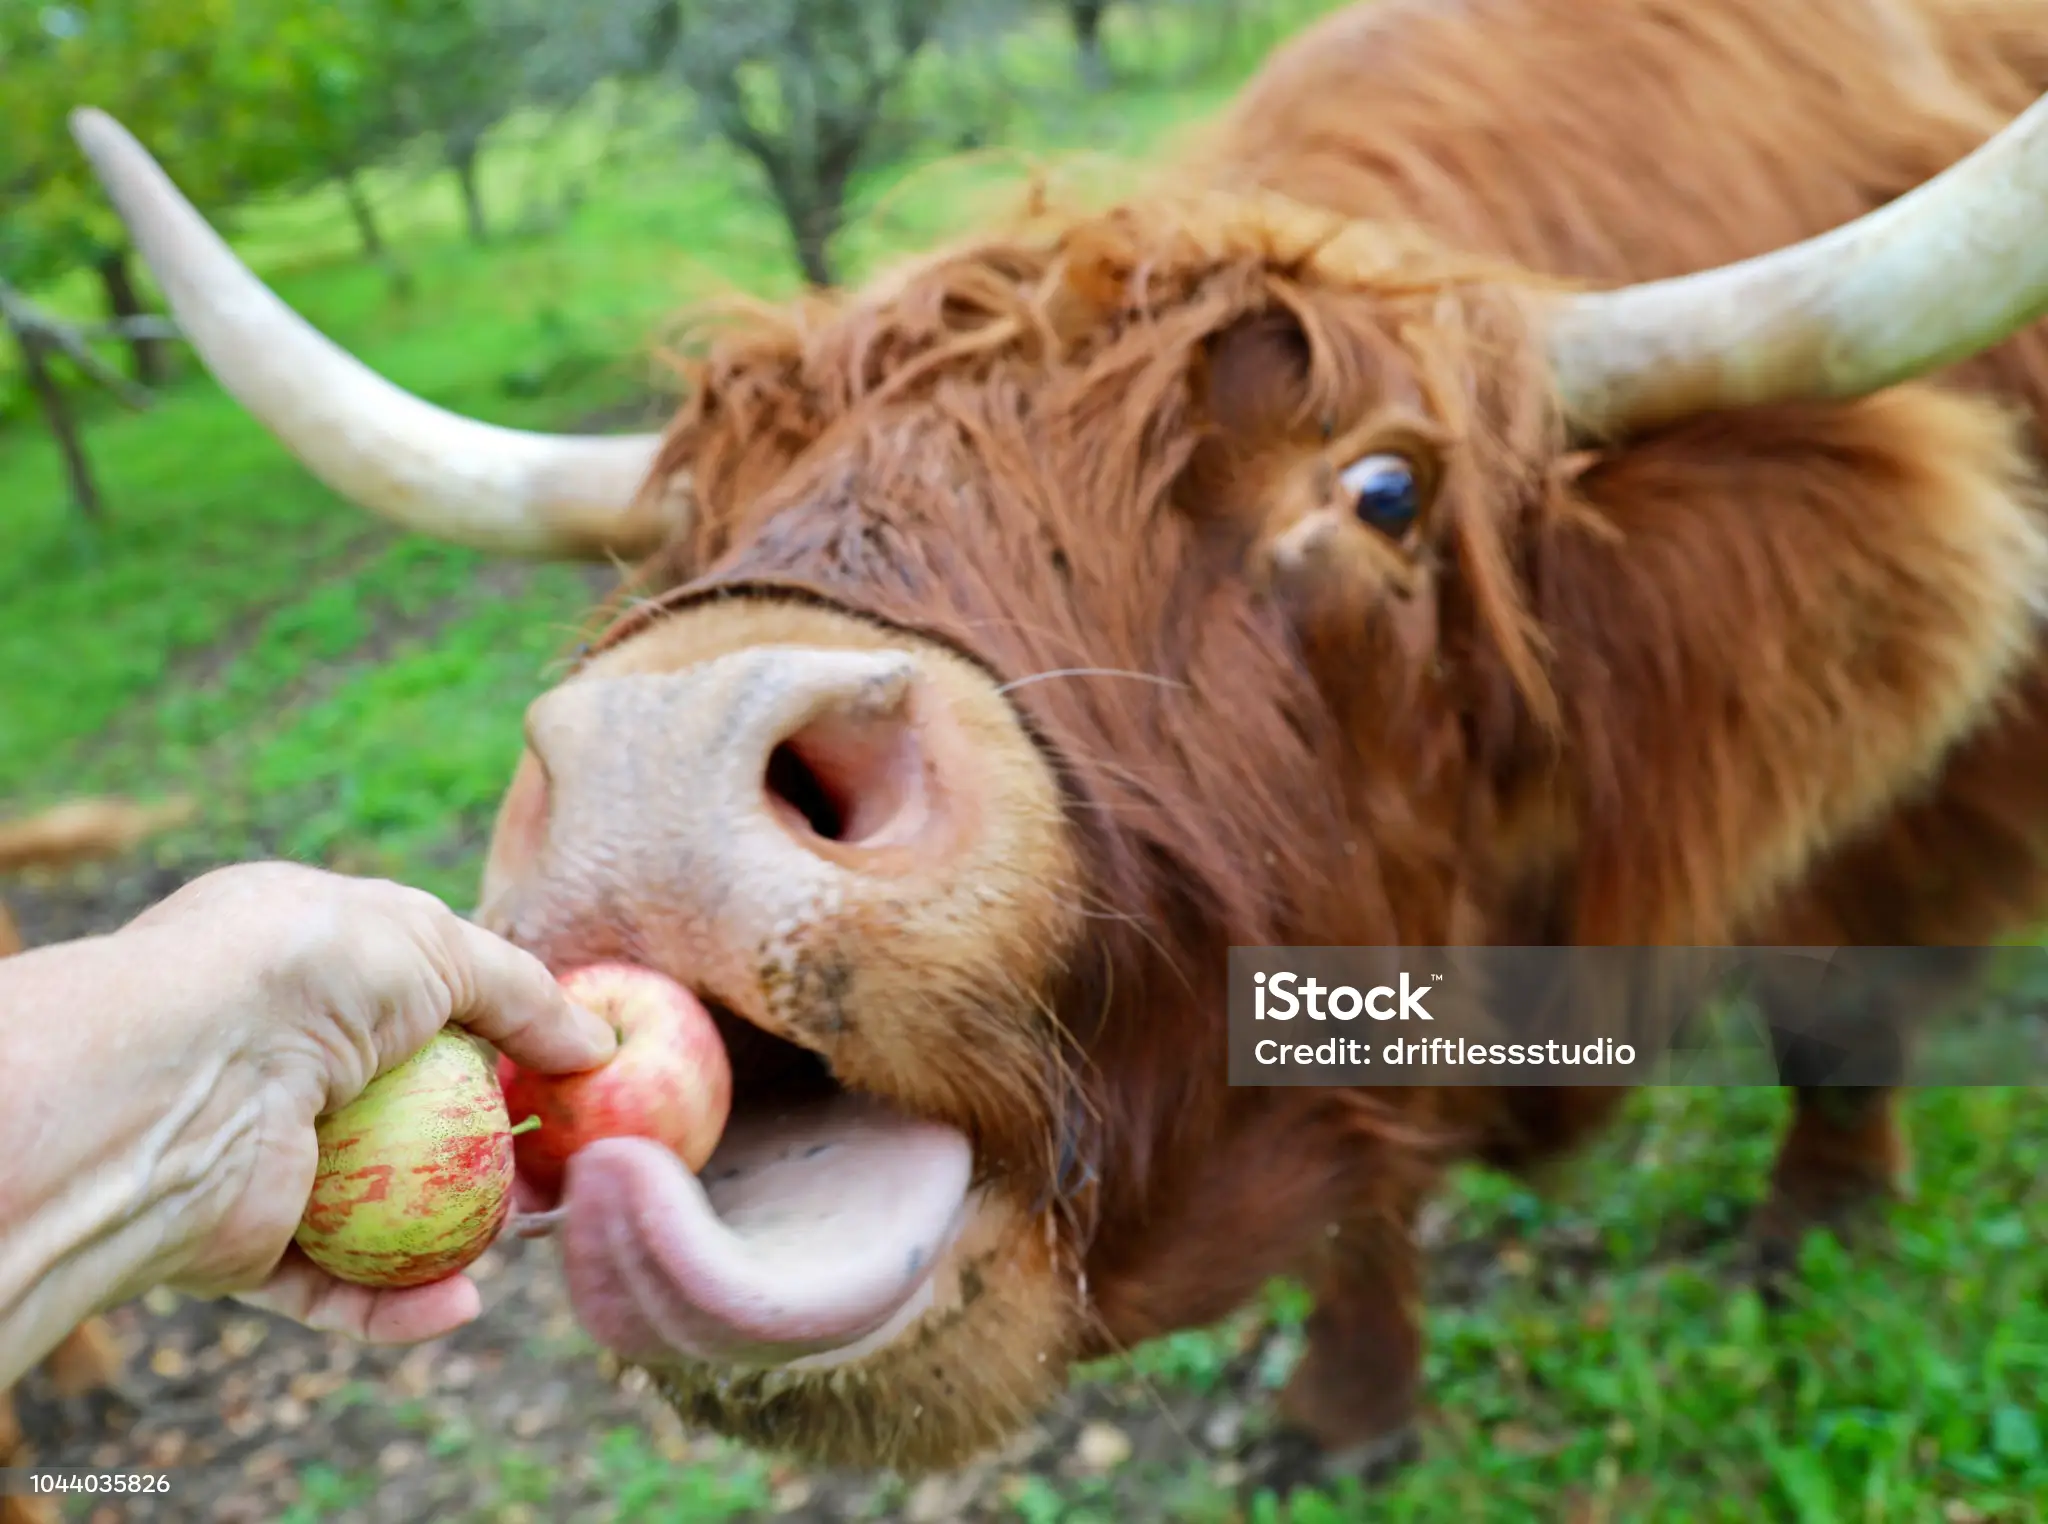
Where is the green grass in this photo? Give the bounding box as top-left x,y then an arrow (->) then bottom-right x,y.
7,4 -> 2048,1521
1358,1086 -> 2047,1521
1043,1086 -> 2048,1523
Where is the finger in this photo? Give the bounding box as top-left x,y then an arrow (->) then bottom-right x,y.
433,916 -> 617,1073
233,1247 -> 484,1344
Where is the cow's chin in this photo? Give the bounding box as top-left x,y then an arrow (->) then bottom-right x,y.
547,1031 -> 1085,1472
478,593 -> 1092,1471
638,1174 -> 1084,1473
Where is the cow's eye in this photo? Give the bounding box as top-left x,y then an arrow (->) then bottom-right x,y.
1340,453 -> 1421,537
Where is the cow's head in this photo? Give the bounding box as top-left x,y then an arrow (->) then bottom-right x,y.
73,96 -> 2048,1470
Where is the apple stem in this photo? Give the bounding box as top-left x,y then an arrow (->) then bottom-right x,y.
509,1115 -> 543,1137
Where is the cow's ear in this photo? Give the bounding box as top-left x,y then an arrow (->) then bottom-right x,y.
1535,387 -> 2048,942
1201,311 -> 1316,441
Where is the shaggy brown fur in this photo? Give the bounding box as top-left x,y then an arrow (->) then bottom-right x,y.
521,0 -> 2048,1477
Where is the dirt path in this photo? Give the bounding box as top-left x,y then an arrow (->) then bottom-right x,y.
17,1228 -> 1308,1524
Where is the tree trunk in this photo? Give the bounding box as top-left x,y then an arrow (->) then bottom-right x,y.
9,320 -> 101,521
636,0 -> 682,75
791,220 -> 835,288
773,164 -> 846,288
339,170 -> 386,260
93,248 -> 171,387
1071,0 -> 1110,89
449,138 -> 488,244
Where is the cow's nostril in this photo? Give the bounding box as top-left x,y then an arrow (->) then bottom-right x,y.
767,741 -> 848,841
763,701 -> 931,854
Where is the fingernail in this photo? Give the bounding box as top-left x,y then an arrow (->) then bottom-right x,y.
572,1003 -> 621,1060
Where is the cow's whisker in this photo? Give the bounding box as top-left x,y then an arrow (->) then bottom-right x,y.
996,667 -> 1190,696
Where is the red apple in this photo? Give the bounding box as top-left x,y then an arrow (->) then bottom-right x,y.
294,1031 -> 532,1289
499,962 -> 733,1195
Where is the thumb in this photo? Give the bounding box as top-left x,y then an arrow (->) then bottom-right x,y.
431,915 -> 618,1074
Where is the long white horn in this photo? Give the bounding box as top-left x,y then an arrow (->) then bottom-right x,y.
1549,91 -> 2048,440
68,108 -> 676,560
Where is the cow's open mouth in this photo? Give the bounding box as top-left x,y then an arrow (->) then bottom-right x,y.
547,1001 -> 978,1372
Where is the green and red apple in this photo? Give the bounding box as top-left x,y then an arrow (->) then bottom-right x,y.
294,1030 -> 532,1289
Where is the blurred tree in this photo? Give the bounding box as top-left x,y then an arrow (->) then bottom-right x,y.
0,0 -> 227,386
214,0 -> 415,262
0,0 -> 243,498
359,0 -> 1032,282
0,0 -> 380,500
0,277 -> 159,518
1066,0 -> 1111,88
486,0 -> 681,230
372,0 -> 590,247
642,0 -> 967,286
495,0 -> 661,103
0,0 -> 413,360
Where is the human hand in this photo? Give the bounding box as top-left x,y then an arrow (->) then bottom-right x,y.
98,862 -> 615,1342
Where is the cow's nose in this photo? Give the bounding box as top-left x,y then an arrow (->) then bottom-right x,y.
482,646 -> 974,957
478,629 -> 1078,1061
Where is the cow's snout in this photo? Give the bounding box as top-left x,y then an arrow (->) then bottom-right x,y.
482,647 -> 974,991
478,618 -> 1079,1065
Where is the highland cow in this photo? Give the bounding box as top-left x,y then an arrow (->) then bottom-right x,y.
70,0 -> 2048,1487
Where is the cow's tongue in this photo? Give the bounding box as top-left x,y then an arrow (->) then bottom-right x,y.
555,1092 -> 973,1368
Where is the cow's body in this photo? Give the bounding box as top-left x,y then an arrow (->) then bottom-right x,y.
1174,1 -> 2048,1444
76,0 -> 2048,1493
1174,0 -> 2048,1456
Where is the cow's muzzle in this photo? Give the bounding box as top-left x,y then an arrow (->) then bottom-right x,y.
477,609 -> 1081,1382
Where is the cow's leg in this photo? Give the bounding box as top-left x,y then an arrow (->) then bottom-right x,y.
1751,1083 -> 1907,1275
1743,950 -> 1948,1278
1241,1191 -> 1429,1497
1472,1085 -> 1633,1176
1277,1252 -> 1422,1457
1245,1087 -> 1644,1496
